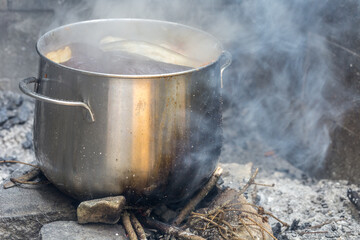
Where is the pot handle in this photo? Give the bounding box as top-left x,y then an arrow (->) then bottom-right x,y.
19,77 -> 95,122
220,51 -> 232,88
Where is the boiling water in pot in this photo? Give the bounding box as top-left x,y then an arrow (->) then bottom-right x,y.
46,39 -> 197,75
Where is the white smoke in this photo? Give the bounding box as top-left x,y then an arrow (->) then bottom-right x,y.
46,0 -> 358,174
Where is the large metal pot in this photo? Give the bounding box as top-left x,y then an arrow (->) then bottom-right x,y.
19,19 -> 231,203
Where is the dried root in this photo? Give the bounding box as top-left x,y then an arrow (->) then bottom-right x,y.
141,216 -> 205,240
185,168 -> 288,240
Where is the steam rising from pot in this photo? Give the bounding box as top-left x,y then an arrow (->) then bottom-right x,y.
45,0 -> 358,175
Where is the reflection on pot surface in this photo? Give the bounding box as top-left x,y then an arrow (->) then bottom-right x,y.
19,19 -> 231,203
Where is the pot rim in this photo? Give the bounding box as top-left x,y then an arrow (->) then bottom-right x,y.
36,18 -> 225,79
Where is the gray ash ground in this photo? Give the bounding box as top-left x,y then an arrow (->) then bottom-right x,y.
0,90 -> 360,239
220,106 -> 360,240
0,91 -> 35,183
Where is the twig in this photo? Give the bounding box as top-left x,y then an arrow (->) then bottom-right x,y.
253,183 -> 275,187
251,185 -> 258,204
191,214 -> 242,239
239,168 -> 259,195
238,217 -> 255,240
130,213 -> 147,240
0,160 -> 39,168
218,227 -> 229,240
122,211 -> 138,240
244,216 -> 277,240
305,219 -> 341,230
262,210 -> 289,227
141,216 -> 205,240
3,168 -> 41,189
10,178 -> 49,185
220,219 -> 235,232
236,203 -> 289,227
224,208 -> 265,221
204,208 -> 224,230
173,167 -> 223,226
298,231 -> 328,236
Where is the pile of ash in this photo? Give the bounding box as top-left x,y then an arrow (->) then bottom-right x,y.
0,91 -> 35,183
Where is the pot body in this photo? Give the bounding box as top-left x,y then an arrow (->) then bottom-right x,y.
31,19 -> 228,202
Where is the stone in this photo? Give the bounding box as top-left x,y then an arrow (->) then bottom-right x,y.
0,107 -> 7,125
0,183 -> 77,240
272,222 -> 282,238
77,196 -> 126,224
1,118 -> 14,129
40,221 -> 128,240
6,95 -> 23,110
22,131 -> 33,149
17,104 -> 30,124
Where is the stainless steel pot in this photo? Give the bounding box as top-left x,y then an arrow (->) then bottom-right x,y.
19,19 -> 231,202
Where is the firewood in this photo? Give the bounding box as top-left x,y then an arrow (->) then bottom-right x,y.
3,168 -> 41,189
141,216 -> 205,240
173,167 -> 223,226
130,213 -> 147,240
122,211 -> 138,240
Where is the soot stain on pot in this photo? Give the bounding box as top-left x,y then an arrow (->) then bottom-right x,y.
119,74 -> 222,205
131,68 -> 222,205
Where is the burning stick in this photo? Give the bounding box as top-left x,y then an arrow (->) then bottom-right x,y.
173,167 -> 223,226
122,211 -> 138,240
3,168 -> 41,189
142,217 -> 205,240
130,213 -> 147,240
